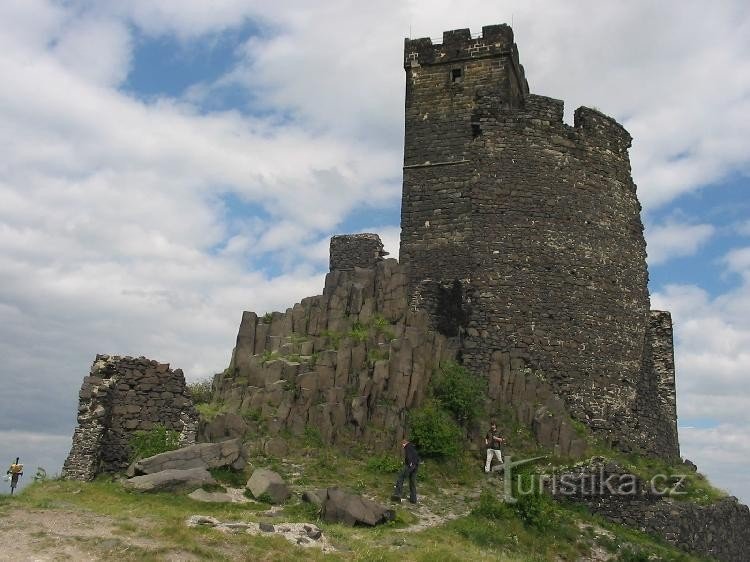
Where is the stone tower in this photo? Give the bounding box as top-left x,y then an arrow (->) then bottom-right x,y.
400,24 -> 679,458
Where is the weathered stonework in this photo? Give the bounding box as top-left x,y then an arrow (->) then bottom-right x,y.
550,460 -> 750,562
400,24 -> 678,459
329,233 -> 388,271
62,355 -> 198,480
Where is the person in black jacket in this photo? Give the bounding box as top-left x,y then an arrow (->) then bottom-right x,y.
391,439 -> 420,504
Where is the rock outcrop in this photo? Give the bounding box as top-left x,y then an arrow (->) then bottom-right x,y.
62,355 -> 199,480
213,255 -> 456,449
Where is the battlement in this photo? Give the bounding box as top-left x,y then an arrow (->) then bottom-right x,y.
405,24 -> 518,68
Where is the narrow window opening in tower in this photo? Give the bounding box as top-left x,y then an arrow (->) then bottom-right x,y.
451,68 -> 463,83
471,123 -> 482,138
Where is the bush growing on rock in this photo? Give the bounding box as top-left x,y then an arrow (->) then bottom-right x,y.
408,400 -> 462,458
431,361 -> 486,425
129,424 -> 180,462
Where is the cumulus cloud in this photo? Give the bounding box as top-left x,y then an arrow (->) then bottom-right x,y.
645,220 -> 715,265
0,0 -> 749,500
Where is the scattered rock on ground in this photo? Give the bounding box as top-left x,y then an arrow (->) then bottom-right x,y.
188,487 -> 253,504
301,488 -> 327,508
263,437 -> 289,458
246,468 -> 290,504
123,468 -> 215,493
186,515 -> 333,552
128,438 -> 245,476
321,487 -> 394,526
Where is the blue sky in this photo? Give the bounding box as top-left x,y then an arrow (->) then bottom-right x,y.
0,0 -> 748,502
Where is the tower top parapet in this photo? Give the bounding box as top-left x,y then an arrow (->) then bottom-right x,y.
404,24 -> 518,68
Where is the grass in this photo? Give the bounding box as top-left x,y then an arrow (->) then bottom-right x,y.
0,446 -> 710,562
196,402 -> 229,422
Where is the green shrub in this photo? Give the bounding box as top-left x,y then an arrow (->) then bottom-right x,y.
196,402 -> 227,422
366,453 -> 402,474
616,548 -> 651,562
348,322 -> 369,343
262,312 -> 274,324
321,330 -> 342,350
129,424 -> 180,462
473,490 -> 512,520
187,377 -> 213,405
510,472 -> 555,530
432,361 -> 486,425
209,467 -> 246,487
303,426 -> 324,448
408,400 -> 463,458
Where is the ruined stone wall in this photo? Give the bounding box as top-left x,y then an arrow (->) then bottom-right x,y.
551,460 -> 750,562
400,24 -> 678,458
329,233 -> 387,271
62,355 -> 198,480
636,311 -> 680,458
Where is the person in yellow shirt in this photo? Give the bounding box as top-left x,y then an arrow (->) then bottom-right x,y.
6,457 -> 23,494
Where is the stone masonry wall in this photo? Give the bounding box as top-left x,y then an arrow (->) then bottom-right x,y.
400,24 -> 678,458
329,233 -> 387,271
550,459 -> 750,562
62,355 -> 199,480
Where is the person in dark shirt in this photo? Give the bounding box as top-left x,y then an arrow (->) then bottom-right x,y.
484,421 -> 504,473
391,439 -> 420,504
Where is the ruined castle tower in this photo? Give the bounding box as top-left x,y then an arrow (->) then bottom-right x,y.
400,24 -> 679,458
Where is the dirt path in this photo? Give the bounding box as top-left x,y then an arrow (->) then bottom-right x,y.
0,507 -> 167,561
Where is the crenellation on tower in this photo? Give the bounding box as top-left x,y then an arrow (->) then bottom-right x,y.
400,23 -> 679,460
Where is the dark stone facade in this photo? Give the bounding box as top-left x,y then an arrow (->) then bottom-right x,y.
550,460 -> 750,562
329,233 -> 387,271
400,24 -> 678,459
62,355 -> 198,480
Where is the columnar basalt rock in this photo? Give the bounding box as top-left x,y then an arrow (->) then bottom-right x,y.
62,355 -> 199,480
216,242 -> 457,449
400,24 -> 678,459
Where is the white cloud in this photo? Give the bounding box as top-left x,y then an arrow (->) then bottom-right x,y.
646,220 -> 715,265
0,0 -> 749,505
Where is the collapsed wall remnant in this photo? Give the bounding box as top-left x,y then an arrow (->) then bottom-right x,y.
400,24 -> 678,459
62,355 -> 198,481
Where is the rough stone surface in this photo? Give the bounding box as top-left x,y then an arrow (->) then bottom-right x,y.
302,488 -> 328,508
122,467 -> 214,493
400,24 -> 678,459
215,258 -> 457,450
62,355 -> 199,480
246,468 -> 290,504
186,516 -> 334,552
198,413 -> 249,443
321,487 -> 395,527
129,438 -> 245,476
330,233 -> 387,271
550,460 -> 750,562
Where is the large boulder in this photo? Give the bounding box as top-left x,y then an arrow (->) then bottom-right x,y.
321,488 -> 394,526
302,488 -> 328,508
123,467 -> 215,492
246,468 -> 290,504
129,438 -> 245,476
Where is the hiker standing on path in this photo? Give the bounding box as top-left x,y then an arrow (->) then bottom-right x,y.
392,439 -> 420,504
6,457 -> 23,494
484,421 -> 504,473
